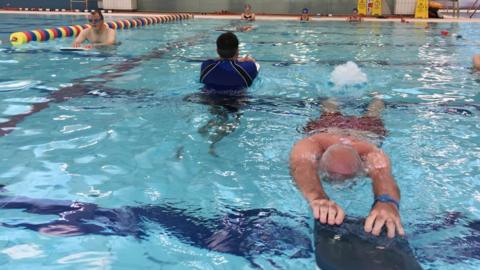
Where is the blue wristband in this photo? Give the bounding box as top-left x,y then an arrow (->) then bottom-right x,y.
372,194 -> 400,210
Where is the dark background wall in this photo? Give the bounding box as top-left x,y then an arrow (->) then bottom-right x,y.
0,0 -> 401,15
137,0 -> 372,15
0,0 -> 97,10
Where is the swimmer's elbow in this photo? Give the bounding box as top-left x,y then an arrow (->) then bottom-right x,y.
290,141 -> 321,167
473,55 -> 480,70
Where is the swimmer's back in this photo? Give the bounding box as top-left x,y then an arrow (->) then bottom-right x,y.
200,59 -> 258,93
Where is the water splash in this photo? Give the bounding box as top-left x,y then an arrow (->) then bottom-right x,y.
329,61 -> 368,88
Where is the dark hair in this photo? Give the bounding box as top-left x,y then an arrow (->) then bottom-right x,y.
91,9 -> 104,20
353,8 -> 358,12
216,32 -> 239,59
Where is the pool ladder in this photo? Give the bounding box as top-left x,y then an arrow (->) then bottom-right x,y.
468,0 -> 480,18
444,0 -> 460,18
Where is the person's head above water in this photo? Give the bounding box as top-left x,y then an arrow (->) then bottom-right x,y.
88,10 -> 104,31
217,32 -> 239,59
319,144 -> 363,181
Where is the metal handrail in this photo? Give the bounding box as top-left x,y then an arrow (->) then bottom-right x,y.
70,0 -> 88,11
449,0 -> 460,18
469,0 -> 480,18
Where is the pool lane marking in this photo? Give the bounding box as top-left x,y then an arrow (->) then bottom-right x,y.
0,23 -> 236,137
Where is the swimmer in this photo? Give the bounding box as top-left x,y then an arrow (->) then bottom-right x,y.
237,25 -> 256,32
216,25 -> 256,33
347,8 -> 362,22
72,10 -> 116,49
198,32 -> 258,155
290,98 -> 404,238
200,32 -> 258,93
300,8 -> 310,22
241,4 -> 256,21
473,54 -> 480,71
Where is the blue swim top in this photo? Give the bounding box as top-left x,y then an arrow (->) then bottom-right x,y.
200,59 -> 258,93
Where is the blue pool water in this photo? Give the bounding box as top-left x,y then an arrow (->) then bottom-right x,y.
0,14 -> 479,269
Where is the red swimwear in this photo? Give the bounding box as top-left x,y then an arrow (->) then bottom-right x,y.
304,112 -> 387,137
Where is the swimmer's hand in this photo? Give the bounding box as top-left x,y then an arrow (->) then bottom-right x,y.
364,203 -> 405,238
238,55 -> 255,62
310,198 -> 345,225
71,42 -> 93,50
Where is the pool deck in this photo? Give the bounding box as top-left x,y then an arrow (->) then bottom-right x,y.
1,9 -> 480,23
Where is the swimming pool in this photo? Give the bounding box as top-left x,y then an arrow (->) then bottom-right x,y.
0,14 -> 479,269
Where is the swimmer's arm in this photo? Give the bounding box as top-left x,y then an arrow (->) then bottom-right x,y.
290,134 -> 346,224
289,136 -> 327,202
238,55 -> 256,62
72,29 -> 89,47
361,147 -> 404,238
362,147 -> 400,203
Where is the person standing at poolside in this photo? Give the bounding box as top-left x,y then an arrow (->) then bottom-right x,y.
474,54 -> 480,71
290,98 -> 405,238
72,10 -> 116,49
241,4 -> 256,21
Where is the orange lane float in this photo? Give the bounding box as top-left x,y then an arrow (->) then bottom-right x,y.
10,14 -> 193,46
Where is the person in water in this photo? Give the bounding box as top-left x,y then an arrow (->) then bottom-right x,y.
197,32 -> 258,156
347,8 -> 362,22
72,10 -> 116,49
200,32 -> 258,94
241,4 -> 256,21
300,8 -> 310,22
473,54 -> 480,71
290,98 -> 404,238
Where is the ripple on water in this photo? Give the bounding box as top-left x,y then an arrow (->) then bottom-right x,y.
60,124 -> 92,134
56,251 -> 112,268
0,244 -> 44,260
0,60 -> 19,64
101,165 -> 127,175
2,104 -> 32,116
4,97 -> 49,103
0,80 -> 41,92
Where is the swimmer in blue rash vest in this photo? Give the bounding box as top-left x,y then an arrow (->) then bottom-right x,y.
200,32 -> 258,94
197,32 -> 258,155
290,98 -> 405,239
